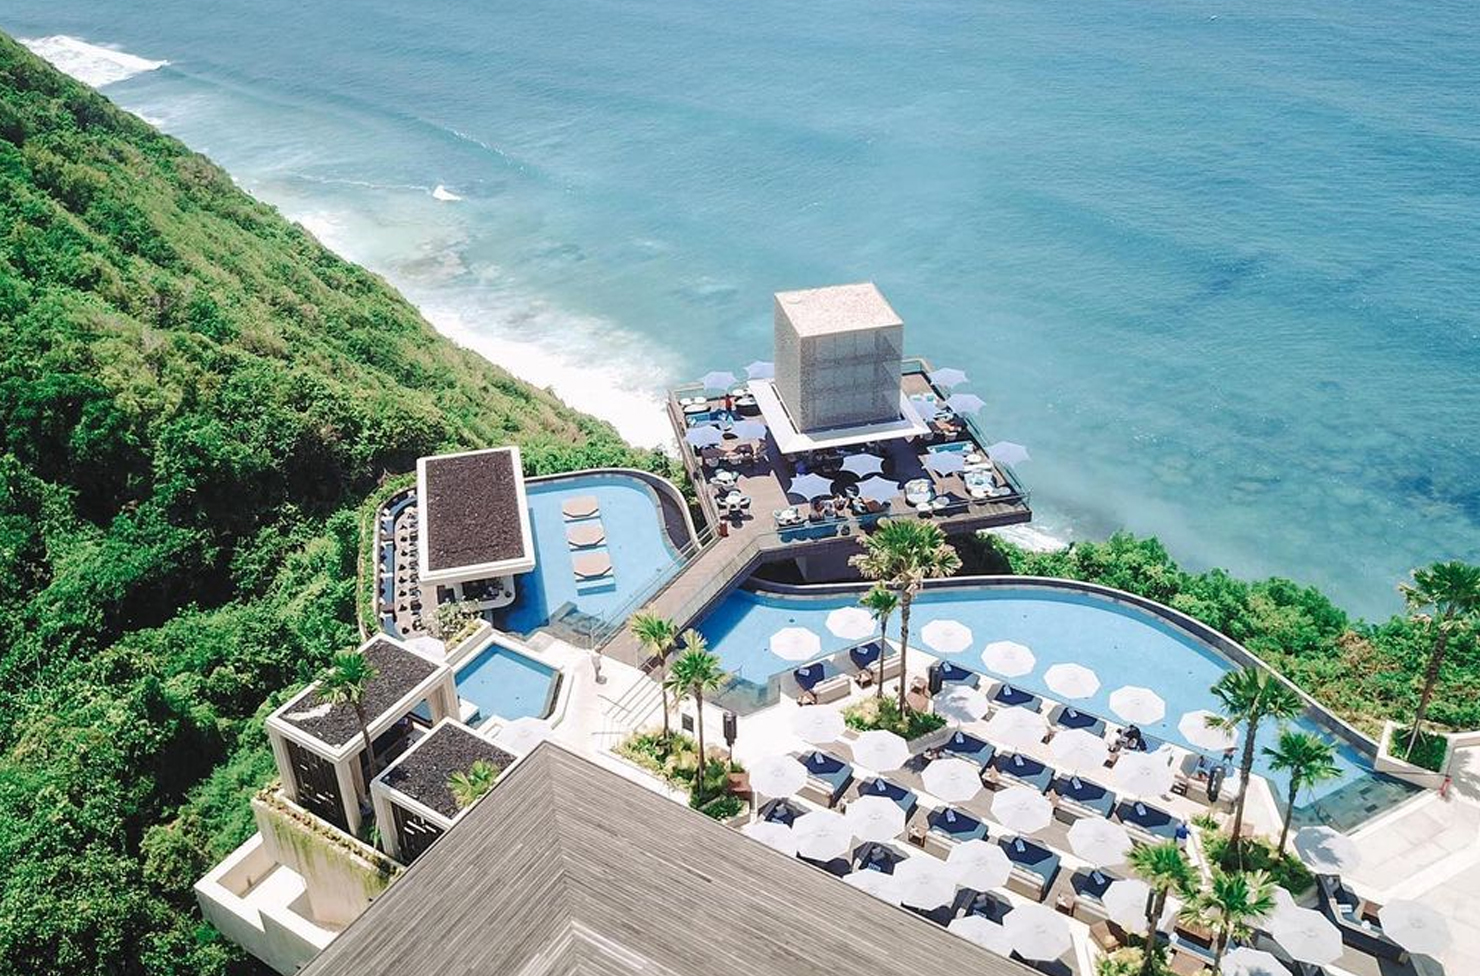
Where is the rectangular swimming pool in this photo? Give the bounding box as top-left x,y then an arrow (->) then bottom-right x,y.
454,641 -> 558,725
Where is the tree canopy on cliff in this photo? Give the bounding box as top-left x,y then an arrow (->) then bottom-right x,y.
0,32 -> 659,975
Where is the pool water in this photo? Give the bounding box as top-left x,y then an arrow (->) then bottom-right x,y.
698,585 -> 1411,827
500,474 -> 686,636
455,640 -> 558,723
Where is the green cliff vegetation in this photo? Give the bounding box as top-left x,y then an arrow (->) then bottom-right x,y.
986,533 -> 1480,738
0,33 -> 668,976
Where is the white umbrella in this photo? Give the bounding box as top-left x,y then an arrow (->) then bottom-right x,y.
1114,752 -> 1175,798
924,451 -> 966,475
1050,728 -> 1110,772
1004,903 -> 1071,962
1179,709 -> 1238,751
1044,663 -> 1100,700
844,867 -> 901,904
852,729 -> 910,772
684,425 -> 723,448
934,686 -> 991,724
986,441 -> 1031,465
729,419 -> 768,441
841,453 -> 884,477
791,809 -> 854,861
1269,902 -> 1342,965
492,717 -> 552,755
1102,878 -> 1155,929
786,471 -> 835,500
922,618 -> 973,654
749,755 -> 807,799
982,640 -> 1036,677
922,757 -> 984,803
1292,826 -> 1361,875
791,705 -> 845,744
948,914 -> 1012,955
913,397 -> 941,420
1067,817 -> 1133,867
892,855 -> 960,909
745,360 -> 774,380
769,626 -> 822,661
984,706 -> 1049,751
700,369 -> 737,390
946,392 -> 985,415
946,839 -> 1012,891
826,606 -> 875,640
1380,899 -> 1451,957
855,475 -> 899,504
1109,685 -> 1166,724
991,785 -> 1053,835
741,820 -> 798,857
929,367 -> 969,389
1220,947 -> 1290,976
845,795 -> 906,842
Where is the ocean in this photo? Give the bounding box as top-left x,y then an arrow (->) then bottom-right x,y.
7,0 -> 1478,618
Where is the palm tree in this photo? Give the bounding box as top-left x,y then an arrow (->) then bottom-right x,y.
447,759 -> 499,809
1208,666 -> 1301,856
663,630 -> 729,803
859,584 -> 899,698
1398,561 -> 1480,758
1263,729 -> 1341,853
319,650 -> 380,777
1127,841 -> 1197,976
850,519 -> 961,714
1179,868 -> 1276,973
631,612 -> 679,743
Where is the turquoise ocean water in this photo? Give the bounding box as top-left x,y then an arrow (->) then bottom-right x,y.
6,0 -> 1478,617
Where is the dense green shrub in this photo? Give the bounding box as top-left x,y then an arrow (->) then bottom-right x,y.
616,731 -> 743,802
0,32 -> 652,976
1201,830 -> 1313,896
1392,726 -> 1449,772
843,696 -> 948,740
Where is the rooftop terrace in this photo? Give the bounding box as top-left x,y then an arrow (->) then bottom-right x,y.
417,447 -> 534,583
377,721 -> 516,820
276,638 -> 442,750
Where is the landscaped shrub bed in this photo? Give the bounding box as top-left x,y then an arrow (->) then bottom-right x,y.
843,696 -> 948,740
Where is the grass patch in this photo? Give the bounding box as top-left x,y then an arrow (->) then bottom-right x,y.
1391,726 -> 1448,772
1203,830 -> 1313,896
843,696 -> 948,740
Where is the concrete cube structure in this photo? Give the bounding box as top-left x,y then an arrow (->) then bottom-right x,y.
772,282 -> 904,432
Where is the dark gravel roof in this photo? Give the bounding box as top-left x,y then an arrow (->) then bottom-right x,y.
381,723 -> 516,819
280,639 -> 440,748
423,450 -> 528,572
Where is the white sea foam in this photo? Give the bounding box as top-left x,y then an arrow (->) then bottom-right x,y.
20,35 -> 167,88
987,521 -> 1069,553
431,184 -> 462,202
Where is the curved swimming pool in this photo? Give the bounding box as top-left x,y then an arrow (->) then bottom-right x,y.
499,472 -> 690,636
697,582 -> 1411,829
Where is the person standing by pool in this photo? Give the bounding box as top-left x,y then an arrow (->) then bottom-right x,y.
590,647 -> 604,684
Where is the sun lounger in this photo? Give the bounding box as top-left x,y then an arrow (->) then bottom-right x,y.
992,752 -> 1055,793
924,806 -> 988,856
759,797 -> 806,825
852,841 -> 908,874
1113,800 -> 1183,843
1000,836 -> 1061,901
1051,774 -> 1116,821
798,750 -> 854,807
795,663 -> 851,704
560,495 -> 600,521
1069,868 -> 1118,922
857,776 -> 918,819
937,660 -> 981,687
943,730 -> 995,766
1053,706 -> 1107,736
848,641 -> 886,670
572,551 -> 613,582
1316,876 -> 1408,961
565,522 -> 606,549
793,661 -> 836,692
992,683 -> 1041,710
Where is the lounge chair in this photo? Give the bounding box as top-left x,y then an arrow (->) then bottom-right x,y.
993,683 -> 1041,710
992,752 -> 1055,793
938,661 -> 980,687
923,806 -> 988,856
857,776 -> 918,818
565,522 -> 606,549
572,551 -> 613,582
1000,836 -> 1061,901
1052,705 -> 1107,736
942,730 -> 995,766
1051,774 -> 1116,821
798,750 -> 854,807
561,495 -> 600,521
1113,800 -> 1183,843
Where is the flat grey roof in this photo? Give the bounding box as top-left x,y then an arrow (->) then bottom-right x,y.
774,282 -> 902,336
300,744 -> 1031,976
420,448 -> 530,574
278,639 -> 439,749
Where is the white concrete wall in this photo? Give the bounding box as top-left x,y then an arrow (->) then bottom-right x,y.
194,833 -> 334,975
253,795 -> 396,928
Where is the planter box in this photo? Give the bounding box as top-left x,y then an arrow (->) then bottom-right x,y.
1374,721 -> 1449,788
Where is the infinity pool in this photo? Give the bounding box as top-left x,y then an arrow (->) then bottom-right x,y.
500,473 -> 687,636
454,640 -> 558,724
698,584 -> 1411,829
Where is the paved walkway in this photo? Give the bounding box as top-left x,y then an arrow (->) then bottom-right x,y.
1346,746 -> 1480,975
